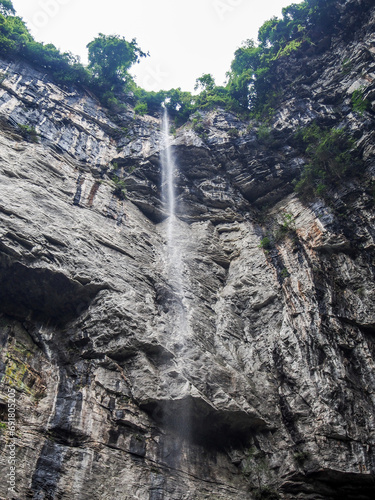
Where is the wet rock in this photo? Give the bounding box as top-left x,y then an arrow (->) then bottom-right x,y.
0,1 -> 375,498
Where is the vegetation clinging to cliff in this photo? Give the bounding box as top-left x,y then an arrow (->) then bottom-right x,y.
0,1 -> 88,85
0,0 -> 147,108
293,124 -> 360,199
133,0 -> 351,120
0,0 -> 352,122
225,0 -> 342,114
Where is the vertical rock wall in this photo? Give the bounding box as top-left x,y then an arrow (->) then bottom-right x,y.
0,1 -> 375,498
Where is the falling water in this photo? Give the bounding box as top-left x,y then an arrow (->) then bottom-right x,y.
160,107 -> 191,443
160,108 -> 186,333
161,107 -> 176,237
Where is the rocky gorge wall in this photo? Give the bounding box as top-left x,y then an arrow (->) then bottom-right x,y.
0,1 -> 375,498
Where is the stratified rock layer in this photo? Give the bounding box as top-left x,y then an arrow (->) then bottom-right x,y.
1,1 -> 375,498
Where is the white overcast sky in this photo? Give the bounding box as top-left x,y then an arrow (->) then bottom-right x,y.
12,0 -> 301,93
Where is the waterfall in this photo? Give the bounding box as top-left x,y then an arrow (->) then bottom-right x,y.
161,107 -> 176,233
160,108 -> 191,442
161,108 -> 187,340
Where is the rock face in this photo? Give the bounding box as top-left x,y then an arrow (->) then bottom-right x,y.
0,1 -> 375,499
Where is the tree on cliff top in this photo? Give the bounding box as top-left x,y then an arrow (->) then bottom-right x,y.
87,34 -> 148,89
0,0 -> 15,17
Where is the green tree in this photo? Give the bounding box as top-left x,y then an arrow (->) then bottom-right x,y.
227,39 -> 262,110
0,10 -> 32,56
258,16 -> 280,48
163,88 -> 194,124
224,0 -> 343,116
133,88 -> 167,116
0,0 -> 15,17
87,34 -> 147,87
194,73 -> 215,92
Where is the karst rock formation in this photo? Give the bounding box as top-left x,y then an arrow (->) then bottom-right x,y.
0,0 -> 375,498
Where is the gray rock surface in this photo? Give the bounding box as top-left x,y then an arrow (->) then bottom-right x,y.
0,1 -> 375,498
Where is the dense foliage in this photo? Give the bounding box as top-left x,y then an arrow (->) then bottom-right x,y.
0,1 -> 146,107
293,124 -> 359,199
217,0 -> 343,115
0,0 -> 14,16
87,34 -> 147,86
0,0 -> 347,119
133,0 -> 347,119
0,0 -> 367,202
0,2 -> 89,86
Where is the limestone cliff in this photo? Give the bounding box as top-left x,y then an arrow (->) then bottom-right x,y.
0,1 -> 375,499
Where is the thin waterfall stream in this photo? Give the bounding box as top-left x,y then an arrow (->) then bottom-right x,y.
160,107 -> 192,442
161,108 -> 188,342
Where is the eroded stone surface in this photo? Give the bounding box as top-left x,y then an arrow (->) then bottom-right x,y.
0,1 -> 375,499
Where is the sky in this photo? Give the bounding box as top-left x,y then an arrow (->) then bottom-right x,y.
11,0 -> 302,93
